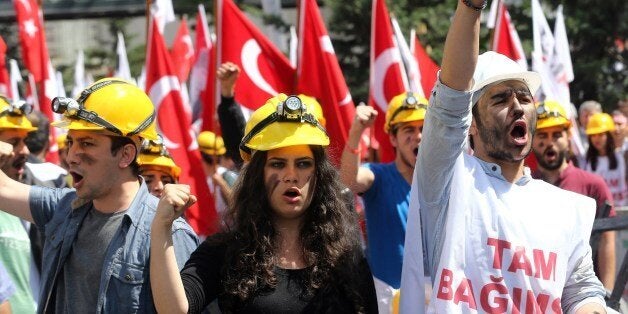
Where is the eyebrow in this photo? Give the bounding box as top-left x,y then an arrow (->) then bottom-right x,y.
66,135 -> 95,142
490,88 -> 532,101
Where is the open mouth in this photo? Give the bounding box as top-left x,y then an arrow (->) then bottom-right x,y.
413,147 -> 419,156
509,121 -> 528,146
544,148 -> 558,161
283,188 -> 301,198
11,157 -> 27,171
70,171 -> 84,188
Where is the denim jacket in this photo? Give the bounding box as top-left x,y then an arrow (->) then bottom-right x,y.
29,180 -> 199,313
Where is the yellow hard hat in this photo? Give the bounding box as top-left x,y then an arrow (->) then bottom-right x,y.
586,112 -> 615,135
137,137 -> 181,180
56,133 -> 67,150
239,93 -> 329,161
197,131 -> 226,155
535,100 -> 571,130
0,95 -> 37,131
385,92 -> 428,133
297,94 -> 326,127
51,78 -> 158,140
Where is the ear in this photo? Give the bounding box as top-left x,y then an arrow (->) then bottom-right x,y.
469,118 -> 478,137
389,133 -> 398,148
118,143 -> 137,169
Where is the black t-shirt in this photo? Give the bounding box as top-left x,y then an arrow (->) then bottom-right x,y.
180,237 -> 378,314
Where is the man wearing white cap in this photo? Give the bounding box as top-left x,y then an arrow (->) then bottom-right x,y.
400,1 -> 607,313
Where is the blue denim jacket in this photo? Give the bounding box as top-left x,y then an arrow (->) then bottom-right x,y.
29,181 -> 199,313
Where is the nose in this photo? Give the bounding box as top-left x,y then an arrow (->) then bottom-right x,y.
282,165 -> 298,183
154,180 -> 165,193
66,143 -> 81,165
15,140 -> 30,156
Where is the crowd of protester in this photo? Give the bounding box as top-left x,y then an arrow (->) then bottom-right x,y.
0,0 -> 626,313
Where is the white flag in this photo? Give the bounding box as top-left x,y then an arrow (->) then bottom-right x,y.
71,50 -> 86,98
531,0 -> 559,101
150,0 -> 175,33
289,25 -> 298,68
391,17 -> 424,97
9,59 -> 22,101
115,32 -> 133,82
56,71 -> 66,98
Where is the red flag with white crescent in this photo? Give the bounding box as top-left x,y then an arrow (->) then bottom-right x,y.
145,18 -> 218,236
217,0 -> 295,110
296,0 -> 355,163
170,17 -> 195,83
492,1 -> 528,69
369,0 -> 406,163
14,0 -> 59,163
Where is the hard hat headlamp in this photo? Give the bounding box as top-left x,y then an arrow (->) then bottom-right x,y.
141,135 -> 170,157
0,96 -> 33,118
51,79 -> 156,137
239,95 -> 328,155
536,102 -> 568,121
388,92 -> 427,129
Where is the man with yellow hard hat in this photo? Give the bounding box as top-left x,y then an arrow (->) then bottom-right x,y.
0,79 -> 198,313
531,100 -> 616,291
340,91 -> 427,313
138,136 -> 181,198
0,94 -> 37,313
197,130 -> 235,225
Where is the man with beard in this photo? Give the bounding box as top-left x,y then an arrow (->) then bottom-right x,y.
532,100 -> 616,291
0,80 -> 198,313
0,95 -> 37,313
399,1 -> 607,313
340,92 -> 427,313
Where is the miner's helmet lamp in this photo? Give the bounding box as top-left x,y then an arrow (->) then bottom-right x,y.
535,100 -> 571,130
0,95 -> 36,131
239,94 -> 329,161
385,92 -> 428,133
51,78 -> 158,141
137,135 -> 181,180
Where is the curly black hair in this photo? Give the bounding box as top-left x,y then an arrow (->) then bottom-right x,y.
219,145 -> 365,313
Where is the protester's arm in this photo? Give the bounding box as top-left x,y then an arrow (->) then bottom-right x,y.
597,231 -> 615,290
150,184 -> 197,314
212,173 -> 232,206
0,141 -> 33,222
217,62 -> 246,169
339,105 -> 376,194
440,0 -> 482,91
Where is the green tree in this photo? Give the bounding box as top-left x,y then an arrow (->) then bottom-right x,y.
327,0 -> 627,110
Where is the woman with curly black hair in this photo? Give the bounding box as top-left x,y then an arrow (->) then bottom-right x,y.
150,94 -> 377,314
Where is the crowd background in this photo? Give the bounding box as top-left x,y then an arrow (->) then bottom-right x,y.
0,0 -> 625,313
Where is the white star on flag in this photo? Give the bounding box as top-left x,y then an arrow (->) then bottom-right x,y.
23,19 -> 38,38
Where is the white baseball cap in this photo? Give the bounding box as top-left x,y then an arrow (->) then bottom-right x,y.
471,51 -> 541,105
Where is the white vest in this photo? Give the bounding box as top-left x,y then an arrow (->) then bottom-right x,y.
428,154 -> 596,313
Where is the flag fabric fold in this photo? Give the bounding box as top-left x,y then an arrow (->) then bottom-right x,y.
189,4 -> 215,128
296,0 -> 356,163
369,0 -> 406,163
491,0 -> 528,69
114,32 -> 133,82
216,0 -> 295,111
145,17 -> 218,236
410,31 -> 439,98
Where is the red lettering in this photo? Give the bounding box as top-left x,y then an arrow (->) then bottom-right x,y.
525,290 -> 540,314
512,287 -> 523,314
453,278 -> 477,309
535,293 -> 550,313
437,268 -> 454,301
487,237 -> 512,269
533,249 -> 557,281
508,246 -> 533,276
480,279 -> 509,313
551,297 -> 562,313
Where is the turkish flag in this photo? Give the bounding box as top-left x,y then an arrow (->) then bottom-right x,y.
0,36 -> 10,98
170,17 -> 195,83
296,0 -> 355,163
492,1 -> 527,69
14,0 -> 59,163
369,0 -> 406,162
411,34 -> 440,98
145,18 -> 218,236
189,4 -> 216,131
217,0 -> 295,111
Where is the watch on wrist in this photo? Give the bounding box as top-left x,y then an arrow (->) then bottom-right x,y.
461,0 -> 487,11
